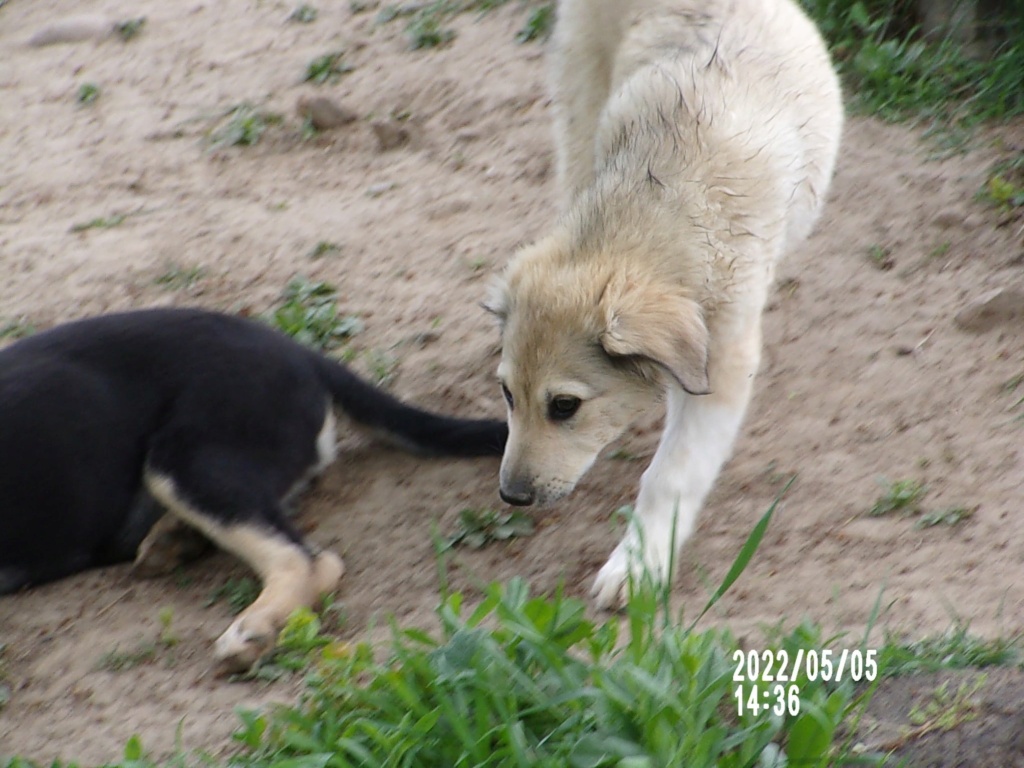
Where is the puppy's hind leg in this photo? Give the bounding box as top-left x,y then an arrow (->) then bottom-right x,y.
592,326 -> 762,608
144,459 -> 343,673
133,513 -> 212,577
203,523 -> 342,674
550,0 -> 631,205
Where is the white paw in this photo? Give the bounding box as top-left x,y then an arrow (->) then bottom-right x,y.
591,542 -> 629,609
214,614 -> 274,674
591,532 -> 673,610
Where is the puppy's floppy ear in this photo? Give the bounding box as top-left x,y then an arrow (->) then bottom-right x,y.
598,277 -> 711,395
481,276 -> 509,326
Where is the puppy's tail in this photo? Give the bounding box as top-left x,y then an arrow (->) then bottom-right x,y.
312,355 -> 507,457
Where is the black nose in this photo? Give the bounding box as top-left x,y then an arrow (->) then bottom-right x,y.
500,487 -> 535,506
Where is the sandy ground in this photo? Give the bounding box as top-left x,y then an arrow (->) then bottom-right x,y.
0,0 -> 1022,762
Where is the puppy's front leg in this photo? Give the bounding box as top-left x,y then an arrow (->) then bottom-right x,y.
592,330 -> 760,608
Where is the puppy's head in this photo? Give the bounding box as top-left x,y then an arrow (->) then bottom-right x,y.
486,235 -> 710,507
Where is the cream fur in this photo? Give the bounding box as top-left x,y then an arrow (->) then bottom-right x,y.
491,0 -> 842,606
145,471 -> 344,672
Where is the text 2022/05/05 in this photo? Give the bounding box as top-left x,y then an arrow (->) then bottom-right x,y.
732,648 -> 878,717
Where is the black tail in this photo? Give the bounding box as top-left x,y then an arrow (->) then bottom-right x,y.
312,354 -> 507,457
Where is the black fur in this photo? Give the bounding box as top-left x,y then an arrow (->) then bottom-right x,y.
0,308 -> 506,593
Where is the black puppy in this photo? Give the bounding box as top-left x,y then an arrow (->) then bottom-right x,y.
0,308 -> 506,670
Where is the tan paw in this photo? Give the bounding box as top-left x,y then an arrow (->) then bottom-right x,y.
213,614 -> 275,675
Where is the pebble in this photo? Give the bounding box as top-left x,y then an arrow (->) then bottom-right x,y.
296,96 -> 358,130
28,15 -> 114,46
366,181 -> 397,198
370,118 -> 411,151
953,287 -> 1024,332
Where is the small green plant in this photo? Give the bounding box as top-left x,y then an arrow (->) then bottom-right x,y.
444,507 -> 535,549
273,607 -> 332,667
869,477 -> 926,516
238,605 -> 342,682
304,51 -> 353,84
983,175 -> 1024,209
123,734 -> 146,761
907,675 -> 985,733
307,240 -> 342,260
77,82 -> 100,105
516,1 -> 553,43
375,2 -> 420,24
866,243 -> 894,270
288,3 -> 318,22
878,624 -> 1021,677
363,348 -> 399,387
915,505 -> 973,528
210,104 -> 281,148
300,115 -> 319,141
407,9 -> 456,49
115,17 -> 146,41
267,276 -> 364,351
97,641 -> 157,672
70,213 -> 127,232
154,263 -> 206,291
158,607 -> 180,648
0,317 -> 34,340
1005,373 -> 1024,416
378,0 -> 539,48
206,576 -> 260,615
980,154 -> 1024,211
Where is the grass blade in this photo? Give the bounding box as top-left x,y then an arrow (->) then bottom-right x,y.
688,476 -> 794,631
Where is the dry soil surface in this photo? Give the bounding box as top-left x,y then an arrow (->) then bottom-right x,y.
0,1 -> 1022,764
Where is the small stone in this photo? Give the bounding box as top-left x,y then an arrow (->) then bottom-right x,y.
28,15 -> 114,46
366,181 -> 396,198
296,96 -> 358,130
962,212 -> 986,230
932,208 -> 963,228
370,119 -> 410,151
954,287 -> 1024,332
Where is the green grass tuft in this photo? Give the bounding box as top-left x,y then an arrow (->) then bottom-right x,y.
77,82 -> 101,105
209,104 -> 283,148
869,477 -> 926,517
0,317 -> 35,340
205,576 -> 260,616
267,275 -> 364,351
444,507 -> 534,549
154,263 -> 206,291
879,624 -> 1021,677
115,17 -> 146,41
799,0 -> 1024,131
305,51 -> 354,84
516,2 -> 554,43
70,213 -> 128,232
288,3 -> 318,23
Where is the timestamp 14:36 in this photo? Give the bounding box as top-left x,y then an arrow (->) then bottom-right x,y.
734,683 -> 802,717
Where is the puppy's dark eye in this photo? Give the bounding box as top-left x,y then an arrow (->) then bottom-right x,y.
501,383 -> 514,410
548,395 -> 581,421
